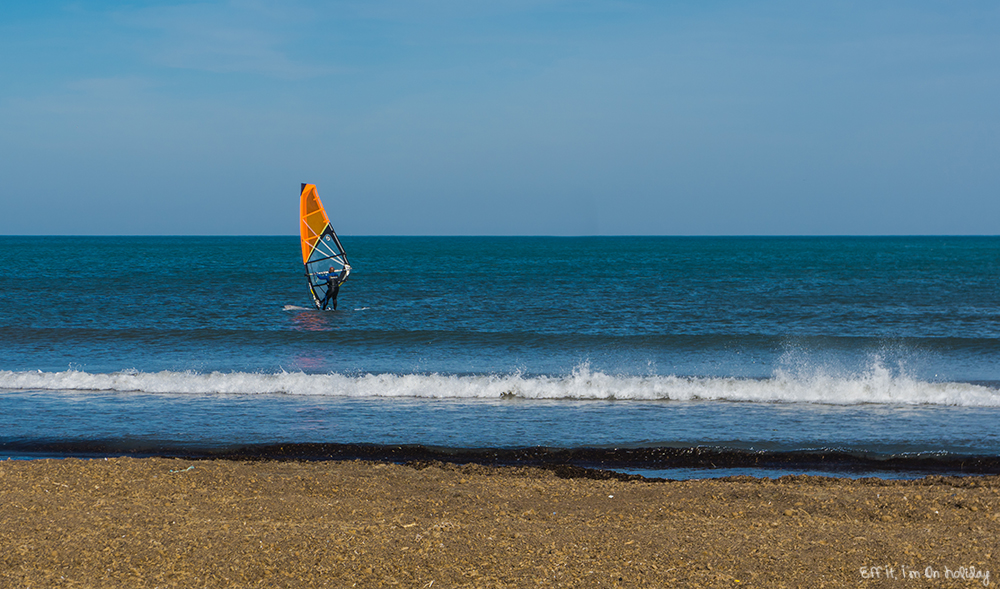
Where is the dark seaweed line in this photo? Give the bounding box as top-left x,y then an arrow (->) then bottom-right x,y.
3,440 -> 999,478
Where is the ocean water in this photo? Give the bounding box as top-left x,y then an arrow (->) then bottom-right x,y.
1,236 -> 999,478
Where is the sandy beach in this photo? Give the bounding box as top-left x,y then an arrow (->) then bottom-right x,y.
1,458 -> 997,588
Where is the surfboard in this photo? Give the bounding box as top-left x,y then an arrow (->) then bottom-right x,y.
299,183 -> 351,309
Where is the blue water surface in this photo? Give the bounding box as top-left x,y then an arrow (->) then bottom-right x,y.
1,236 -> 999,477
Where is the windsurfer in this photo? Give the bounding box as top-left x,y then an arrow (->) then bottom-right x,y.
321,265 -> 349,310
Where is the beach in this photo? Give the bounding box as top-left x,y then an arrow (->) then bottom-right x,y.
1,458 -> 997,588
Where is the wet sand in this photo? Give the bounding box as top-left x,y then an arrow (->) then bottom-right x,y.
1,458 -> 997,588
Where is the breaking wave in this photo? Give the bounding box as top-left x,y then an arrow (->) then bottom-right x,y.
1,364 -> 999,406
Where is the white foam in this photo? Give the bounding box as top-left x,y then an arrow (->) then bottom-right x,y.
1,365 -> 998,406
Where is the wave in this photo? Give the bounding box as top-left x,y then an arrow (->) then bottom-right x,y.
1,364 -> 998,406
4,325 -> 1000,354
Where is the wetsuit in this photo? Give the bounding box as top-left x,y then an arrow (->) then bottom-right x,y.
321,272 -> 341,310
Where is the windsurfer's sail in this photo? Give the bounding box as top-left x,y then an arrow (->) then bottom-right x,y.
300,183 -> 350,309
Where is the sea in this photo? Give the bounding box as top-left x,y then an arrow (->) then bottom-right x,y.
1,235 -> 999,480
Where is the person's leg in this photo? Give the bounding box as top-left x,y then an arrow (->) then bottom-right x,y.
331,285 -> 340,310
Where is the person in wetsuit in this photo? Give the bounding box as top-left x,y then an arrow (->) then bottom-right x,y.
321,265 -> 348,310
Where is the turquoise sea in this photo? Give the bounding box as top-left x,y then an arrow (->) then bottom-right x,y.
1,236 -> 998,478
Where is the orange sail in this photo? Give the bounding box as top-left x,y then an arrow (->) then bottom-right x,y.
299,184 -> 350,308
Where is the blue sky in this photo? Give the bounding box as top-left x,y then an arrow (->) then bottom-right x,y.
1,1 -> 998,235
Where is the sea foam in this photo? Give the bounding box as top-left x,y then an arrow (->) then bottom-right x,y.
1,365 -> 998,406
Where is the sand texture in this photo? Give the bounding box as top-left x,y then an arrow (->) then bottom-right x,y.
1,458 -> 998,588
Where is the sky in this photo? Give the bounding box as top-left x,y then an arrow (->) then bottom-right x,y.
1,1 -> 998,235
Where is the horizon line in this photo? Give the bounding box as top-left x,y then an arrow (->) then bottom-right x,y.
1,234 -> 998,239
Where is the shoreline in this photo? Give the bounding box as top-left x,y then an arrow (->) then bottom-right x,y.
4,441 -> 1000,479
2,457 -> 998,587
